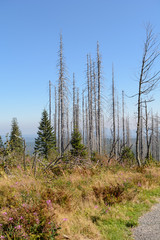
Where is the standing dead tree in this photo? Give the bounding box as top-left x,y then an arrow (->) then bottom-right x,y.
117,96 -> 120,155
97,42 -> 102,154
112,64 -> 116,156
73,73 -> 76,130
58,33 -> 69,155
54,86 -> 57,147
49,80 -> 52,123
145,101 -> 152,160
134,24 -> 160,166
155,113 -> 159,161
126,116 -> 130,148
122,90 -> 125,148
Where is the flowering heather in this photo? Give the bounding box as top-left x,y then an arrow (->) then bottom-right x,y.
15,225 -> 22,229
63,218 -> 68,221
2,213 -> 7,216
46,199 -> 51,205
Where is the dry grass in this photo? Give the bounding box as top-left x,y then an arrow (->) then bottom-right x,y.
1,161 -> 160,239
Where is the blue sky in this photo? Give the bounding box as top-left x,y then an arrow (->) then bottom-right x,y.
0,0 -> 160,136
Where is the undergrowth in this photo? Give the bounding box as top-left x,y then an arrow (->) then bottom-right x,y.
0,160 -> 160,239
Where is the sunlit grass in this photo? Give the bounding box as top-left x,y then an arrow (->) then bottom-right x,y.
0,160 -> 160,239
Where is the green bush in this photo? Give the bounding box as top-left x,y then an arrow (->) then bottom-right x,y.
120,147 -> 135,164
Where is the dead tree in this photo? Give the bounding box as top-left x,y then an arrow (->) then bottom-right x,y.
49,80 -> 52,123
73,73 -> 76,130
135,24 -> 160,166
122,90 -> 125,147
66,107 -> 69,146
117,96 -> 120,155
126,116 -> 130,147
54,86 -> 57,147
151,113 -> 155,159
97,41 -> 101,154
145,101 -> 152,160
93,61 -> 98,151
89,56 -> 93,154
82,90 -> 85,144
85,96 -> 89,147
102,115 -> 106,154
76,87 -> 80,129
155,113 -> 159,161
139,102 -> 144,160
58,72 -> 61,153
58,33 -> 68,155
112,64 -> 116,155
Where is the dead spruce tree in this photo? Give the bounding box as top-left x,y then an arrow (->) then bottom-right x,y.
97,41 -> 102,154
49,80 -> 52,123
54,86 -> 57,147
93,61 -> 98,151
117,96 -> 120,155
135,24 -> 160,166
112,64 -> 116,156
155,113 -> 159,161
126,116 -> 130,148
58,33 -> 69,155
73,73 -> 76,130
145,100 -> 152,160
122,90 -> 125,148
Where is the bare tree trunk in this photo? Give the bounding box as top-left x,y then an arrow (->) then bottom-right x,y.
122,90 -> 125,147
54,86 -> 57,148
67,107 -> 69,145
93,61 -> 97,152
145,101 -> 150,159
155,113 -> 159,161
112,64 -> 116,155
87,55 -> 90,152
58,33 -> 68,155
151,113 -> 155,159
49,80 -> 52,123
76,88 -> 79,129
89,57 -> 93,154
58,75 -> 61,154
73,73 -> 76,130
117,96 -> 120,155
126,116 -> 130,147
60,34 -> 64,154
97,42 -> 101,154
82,90 -> 85,144
139,102 -> 144,160
103,115 -> 106,154
85,97 -> 89,147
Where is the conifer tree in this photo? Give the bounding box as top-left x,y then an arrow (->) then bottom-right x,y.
71,128 -> 87,157
0,136 -> 4,149
10,118 -> 23,153
0,136 -> 4,154
35,109 -> 56,159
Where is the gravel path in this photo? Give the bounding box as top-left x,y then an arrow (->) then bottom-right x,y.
133,202 -> 160,240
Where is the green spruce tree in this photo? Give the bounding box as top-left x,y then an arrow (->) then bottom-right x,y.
71,128 -> 87,157
0,136 -> 4,154
0,136 -> 4,149
35,109 -> 56,159
10,118 -> 23,153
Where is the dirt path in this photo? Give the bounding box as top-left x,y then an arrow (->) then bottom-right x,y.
133,202 -> 160,240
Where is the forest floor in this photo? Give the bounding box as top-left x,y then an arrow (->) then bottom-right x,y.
1,159 -> 160,239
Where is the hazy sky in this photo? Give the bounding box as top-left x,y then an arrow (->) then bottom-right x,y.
0,0 -> 160,136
